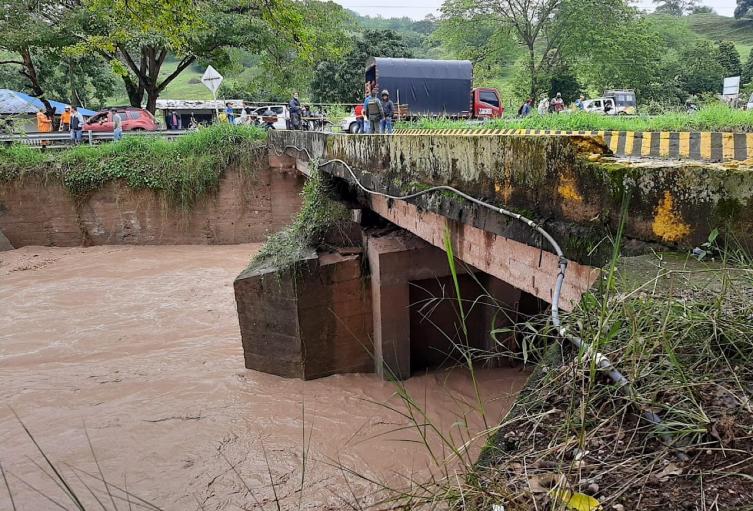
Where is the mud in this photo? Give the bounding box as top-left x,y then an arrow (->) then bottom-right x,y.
0,245 -> 528,510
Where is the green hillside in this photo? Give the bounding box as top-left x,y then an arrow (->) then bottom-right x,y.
687,13 -> 753,60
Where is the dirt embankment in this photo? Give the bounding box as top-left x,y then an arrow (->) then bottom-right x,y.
0,167 -> 304,248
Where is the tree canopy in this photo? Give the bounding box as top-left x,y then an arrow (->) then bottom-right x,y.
310,29 -> 413,103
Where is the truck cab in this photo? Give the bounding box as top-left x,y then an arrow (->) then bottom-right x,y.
473,88 -> 504,119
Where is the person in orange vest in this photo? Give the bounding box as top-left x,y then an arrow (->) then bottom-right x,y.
36,108 -> 52,150
59,106 -> 71,131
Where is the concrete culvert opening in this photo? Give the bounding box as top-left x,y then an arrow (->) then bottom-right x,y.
408,270 -> 548,375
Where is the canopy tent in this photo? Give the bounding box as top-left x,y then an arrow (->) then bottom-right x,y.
0,89 -> 96,116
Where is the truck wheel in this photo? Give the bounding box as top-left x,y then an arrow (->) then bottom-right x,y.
348,122 -> 358,134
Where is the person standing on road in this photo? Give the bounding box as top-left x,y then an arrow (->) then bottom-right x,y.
518,98 -> 533,117
380,90 -> 394,134
354,102 -> 365,133
59,106 -> 71,132
364,89 -> 384,134
225,103 -> 235,125
552,92 -> 565,114
168,110 -> 180,130
575,95 -> 585,110
36,108 -> 52,150
537,95 -> 550,115
111,109 -> 123,141
70,106 -> 84,144
289,92 -> 301,130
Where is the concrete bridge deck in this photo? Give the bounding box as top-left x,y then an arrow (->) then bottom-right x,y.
232,130 -> 753,380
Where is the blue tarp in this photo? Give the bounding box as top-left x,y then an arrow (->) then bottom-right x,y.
0,89 -> 96,116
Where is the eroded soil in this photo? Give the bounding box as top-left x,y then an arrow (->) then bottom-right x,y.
0,245 -> 528,510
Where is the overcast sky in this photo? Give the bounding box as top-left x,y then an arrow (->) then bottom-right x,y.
335,0 -> 737,21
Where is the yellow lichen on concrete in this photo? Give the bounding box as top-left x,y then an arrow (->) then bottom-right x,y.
652,191 -> 691,242
494,181 -> 513,203
557,175 -> 584,202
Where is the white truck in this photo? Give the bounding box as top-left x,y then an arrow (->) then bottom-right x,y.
582,90 -> 637,115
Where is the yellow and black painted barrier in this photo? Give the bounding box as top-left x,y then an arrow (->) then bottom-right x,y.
392,128 -> 753,163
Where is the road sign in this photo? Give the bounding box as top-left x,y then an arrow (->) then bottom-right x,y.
201,66 -> 224,94
723,76 -> 740,96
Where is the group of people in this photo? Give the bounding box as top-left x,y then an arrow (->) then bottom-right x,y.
35,105 -> 87,148
517,93 -> 588,117
354,87 -> 395,134
287,93 -> 327,131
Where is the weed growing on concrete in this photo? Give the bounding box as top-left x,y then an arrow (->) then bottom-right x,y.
403,103 -> 753,133
0,124 -> 267,209
251,159 -> 350,273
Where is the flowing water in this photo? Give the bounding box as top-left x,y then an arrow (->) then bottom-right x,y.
0,244 -> 528,510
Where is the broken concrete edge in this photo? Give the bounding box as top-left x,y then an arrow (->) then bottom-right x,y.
268,130 -> 753,263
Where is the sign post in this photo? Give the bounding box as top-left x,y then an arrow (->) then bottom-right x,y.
722,76 -> 741,107
201,65 -> 224,122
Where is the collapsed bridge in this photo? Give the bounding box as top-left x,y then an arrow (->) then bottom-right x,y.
234,129 -> 753,380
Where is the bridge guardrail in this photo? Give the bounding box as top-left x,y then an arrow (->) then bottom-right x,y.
0,129 -> 190,148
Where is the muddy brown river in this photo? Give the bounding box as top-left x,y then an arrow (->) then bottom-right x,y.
0,244 -> 528,510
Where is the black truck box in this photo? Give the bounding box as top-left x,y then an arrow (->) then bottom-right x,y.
365,57 -> 473,117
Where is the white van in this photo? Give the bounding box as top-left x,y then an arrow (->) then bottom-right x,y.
582,97 -> 618,115
746,93 -> 753,111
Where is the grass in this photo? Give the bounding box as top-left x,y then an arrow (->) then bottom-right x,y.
0,124 -> 267,209
400,103 -> 753,133
360,224 -> 753,510
249,159 -> 351,273
687,12 -> 753,61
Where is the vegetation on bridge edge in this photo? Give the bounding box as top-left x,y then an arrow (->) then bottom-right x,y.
0,125 -> 267,209
249,160 -> 351,274
402,104 -> 753,133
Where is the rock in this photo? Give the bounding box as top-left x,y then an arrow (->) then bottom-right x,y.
588,483 -> 599,494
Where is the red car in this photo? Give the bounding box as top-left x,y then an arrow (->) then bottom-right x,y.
83,107 -> 158,132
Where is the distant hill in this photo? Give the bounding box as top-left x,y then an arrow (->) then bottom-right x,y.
686,13 -> 753,59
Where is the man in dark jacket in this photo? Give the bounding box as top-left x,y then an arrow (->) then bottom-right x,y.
380,90 -> 394,134
289,92 -> 301,130
364,89 -> 384,134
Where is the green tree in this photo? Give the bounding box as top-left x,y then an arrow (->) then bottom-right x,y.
60,0 -> 325,112
743,47 -> 753,84
310,30 -> 412,103
717,40 -> 742,78
440,0 -> 563,99
558,0 -> 664,100
0,0 -> 67,115
735,0 -> 753,18
431,11 -> 519,84
680,40 -> 724,95
653,0 -> 699,16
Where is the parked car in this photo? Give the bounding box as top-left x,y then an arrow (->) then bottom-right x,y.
83,107 -> 158,132
250,105 -> 289,130
582,97 -> 618,115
